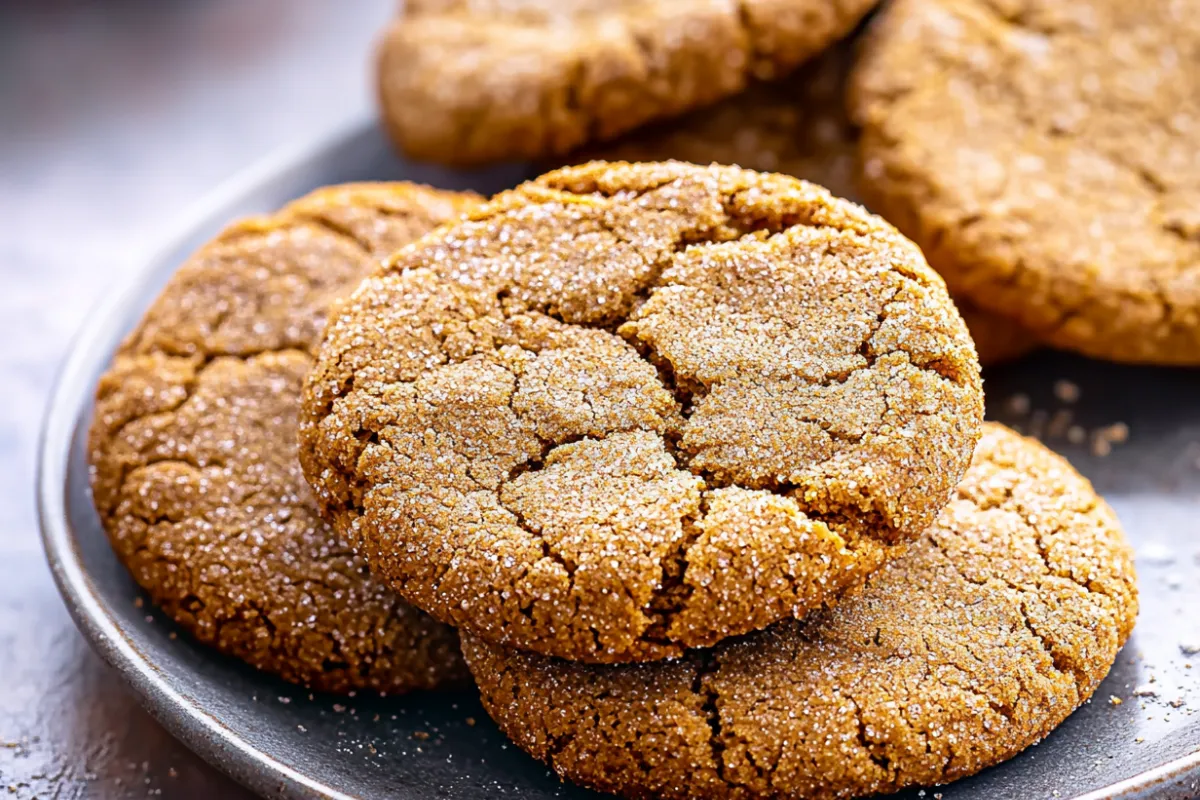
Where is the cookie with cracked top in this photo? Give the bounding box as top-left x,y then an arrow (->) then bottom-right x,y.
88,182 -> 482,694
463,422 -> 1139,799
851,0 -> 1200,364
376,0 -> 881,166
584,40 -> 1039,366
299,161 -> 985,664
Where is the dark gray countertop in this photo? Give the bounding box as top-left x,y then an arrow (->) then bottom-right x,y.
0,2 -> 390,796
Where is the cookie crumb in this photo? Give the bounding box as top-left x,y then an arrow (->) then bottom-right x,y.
1109,695 -> 1123,706
1132,684 -> 1158,697
1006,393 -> 1031,415
1046,409 -> 1073,439
1053,379 -> 1081,403
1091,422 -> 1130,456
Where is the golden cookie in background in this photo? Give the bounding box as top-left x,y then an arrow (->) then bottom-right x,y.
377,0 -> 879,166
851,0 -> 1200,364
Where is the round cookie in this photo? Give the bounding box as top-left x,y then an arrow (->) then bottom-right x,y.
88,182 -> 482,694
851,0 -> 1200,364
584,42 -> 1039,366
300,161 -> 984,664
463,423 -> 1139,800
376,0 -> 880,166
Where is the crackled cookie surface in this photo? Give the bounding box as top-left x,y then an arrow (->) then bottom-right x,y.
301,162 -> 984,663
377,0 -> 880,165
586,42 -> 1038,365
851,0 -> 1200,364
89,183 -> 481,693
463,423 -> 1139,799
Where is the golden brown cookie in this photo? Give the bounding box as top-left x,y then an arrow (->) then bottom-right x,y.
850,0 -> 1200,364
88,182 -> 482,694
300,161 -> 984,664
463,422 -> 1139,800
585,42 -> 1038,366
376,0 -> 880,166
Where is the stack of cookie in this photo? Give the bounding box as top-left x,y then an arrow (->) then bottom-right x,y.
90,162 -> 1138,800
295,162 -> 1137,799
85,0 -> 1160,795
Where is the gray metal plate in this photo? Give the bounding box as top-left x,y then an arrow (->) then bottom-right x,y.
38,120 -> 1200,800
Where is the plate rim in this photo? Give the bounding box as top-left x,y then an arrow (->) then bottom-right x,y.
36,114 -> 1200,800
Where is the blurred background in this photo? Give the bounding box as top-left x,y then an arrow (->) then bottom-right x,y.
0,2 -> 389,796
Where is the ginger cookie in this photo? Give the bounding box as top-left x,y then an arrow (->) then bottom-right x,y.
300,161 -> 984,664
88,182 -> 482,694
586,42 -> 1038,366
376,0 -> 880,166
463,422 -> 1139,800
851,0 -> 1200,364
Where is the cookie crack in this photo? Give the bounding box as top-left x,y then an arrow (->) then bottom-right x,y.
100,346 -> 313,527
290,213 -> 375,257
496,485 -> 578,580
733,2 -> 762,73
934,632 -> 1021,726
846,694 -> 894,778
929,488 -> 1116,695
691,650 -> 733,785
1015,595 -> 1078,686
640,493 -> 708,643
